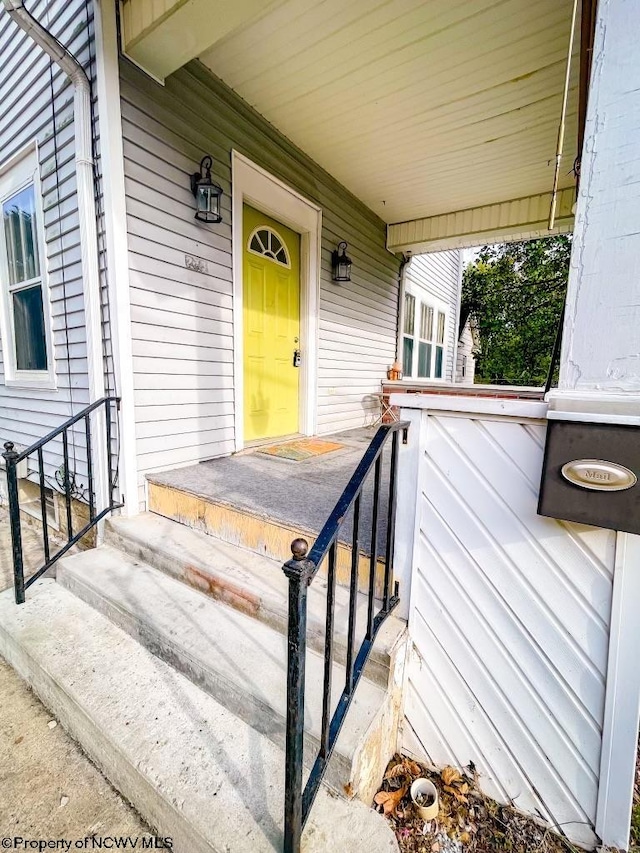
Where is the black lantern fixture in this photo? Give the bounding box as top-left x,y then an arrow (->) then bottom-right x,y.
190,155 -> 223,223
331,240 -> 352,282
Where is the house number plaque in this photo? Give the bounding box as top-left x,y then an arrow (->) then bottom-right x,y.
561,459 -> 637,492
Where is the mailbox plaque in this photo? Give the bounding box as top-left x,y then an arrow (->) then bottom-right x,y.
538,420 -> 640,534
561,459 -> 637,491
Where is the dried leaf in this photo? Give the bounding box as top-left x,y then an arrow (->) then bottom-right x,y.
374,785 -> 408,816
431,843 -> 440,852
448,781 -> 469,803
405,759 -> 423,777
441,766 -> 462,786
384,763 -> 410,781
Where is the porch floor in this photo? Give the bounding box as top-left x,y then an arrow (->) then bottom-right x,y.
147,428 -> 392,555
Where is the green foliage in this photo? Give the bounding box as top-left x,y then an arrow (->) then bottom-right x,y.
631,801 -> 640,849
462,236 -> 571,386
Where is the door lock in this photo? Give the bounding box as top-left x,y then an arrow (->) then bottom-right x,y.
293,349 -> 301,368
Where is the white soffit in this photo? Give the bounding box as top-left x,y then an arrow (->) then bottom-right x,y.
121,0 -> 285,82
387,187 -> 575,253
199,0 -> 580,228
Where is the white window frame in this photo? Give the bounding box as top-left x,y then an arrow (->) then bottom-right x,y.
0,143 -> 56,390
402,287 -> 448,381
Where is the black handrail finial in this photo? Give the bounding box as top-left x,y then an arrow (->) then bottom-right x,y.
290,538 -> 309,560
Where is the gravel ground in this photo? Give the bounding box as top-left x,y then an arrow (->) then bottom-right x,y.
0,656 -> 152,845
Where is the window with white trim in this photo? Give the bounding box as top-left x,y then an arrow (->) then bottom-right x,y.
0,147 -> 54,388
402,292 -> 415,377
402,291 -> 447,380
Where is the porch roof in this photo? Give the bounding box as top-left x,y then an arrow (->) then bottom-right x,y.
121,0 -> 579,252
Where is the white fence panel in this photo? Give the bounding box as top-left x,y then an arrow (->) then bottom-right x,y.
402,405 -> 617,849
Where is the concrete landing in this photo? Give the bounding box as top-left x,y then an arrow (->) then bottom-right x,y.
146,429 -> 393,556
0,580 -> 398,853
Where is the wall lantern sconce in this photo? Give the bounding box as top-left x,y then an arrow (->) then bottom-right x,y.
331,240 -> 352,282
190,155 -> 223,223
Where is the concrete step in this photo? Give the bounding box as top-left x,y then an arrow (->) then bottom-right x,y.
57,545 -> 401,802
105,512 -> 406,691
146,476 -> 388,597
0,581 -> 398,853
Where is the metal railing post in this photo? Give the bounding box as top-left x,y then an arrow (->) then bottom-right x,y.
1,397 -> 123,605
283,538 -> 314,853
279,422 -> 409,844
3,442 -> 25,605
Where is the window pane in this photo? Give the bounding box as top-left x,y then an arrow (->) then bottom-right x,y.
403,293 -> 415,335
436,311 -> 446,345
418,341 -> 432,377
435,345 -> 444,379
13,284 -> 47,371
270,233 -> 282,255
402,336 -> 413,377
3,185 -> 39,286
420,304 -> 434,341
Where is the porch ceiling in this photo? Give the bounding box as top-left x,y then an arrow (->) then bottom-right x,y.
123,0 -> 580,251
198,0 -> 579,243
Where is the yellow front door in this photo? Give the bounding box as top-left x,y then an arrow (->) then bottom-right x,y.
243,205 -> 301,442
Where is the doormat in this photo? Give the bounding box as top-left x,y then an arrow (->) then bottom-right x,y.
258,438 -> 345,461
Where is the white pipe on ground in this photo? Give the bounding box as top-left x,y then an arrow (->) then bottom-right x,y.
3,0 -> 108,512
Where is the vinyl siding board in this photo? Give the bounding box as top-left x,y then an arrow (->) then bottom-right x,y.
404,408 -> 614,849
120,59 -> 400,488
404,250 -> 461,382
0,0 -> 96,487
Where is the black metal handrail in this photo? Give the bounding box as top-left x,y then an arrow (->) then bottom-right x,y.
2,396 -> 122,604
282,420 -> 409,853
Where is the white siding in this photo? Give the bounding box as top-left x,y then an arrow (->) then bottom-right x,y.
404,250 -> 461,382
120,60 -> 400,500
0,1 -> 99,484
455,318 -> 476,383
401,403 -> 616,849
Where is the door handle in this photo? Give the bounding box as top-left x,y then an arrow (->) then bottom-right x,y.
293,349 -> 301,368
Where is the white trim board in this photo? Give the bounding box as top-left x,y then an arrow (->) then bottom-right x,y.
95,0 -> 139,514
392,394 -> 548,421
596,532 -> 640,849
231,151 -> 321,451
